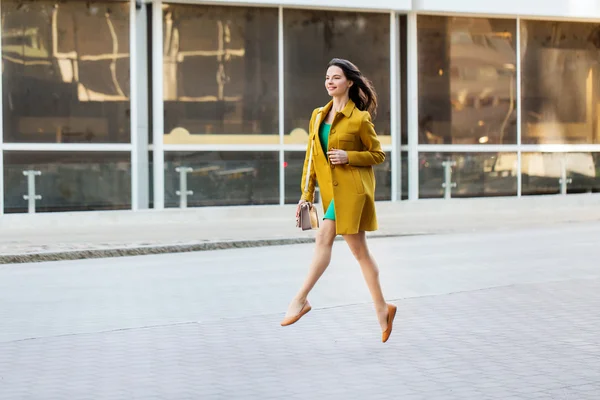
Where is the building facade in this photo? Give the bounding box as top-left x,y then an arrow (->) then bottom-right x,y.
1,0 -> 600,213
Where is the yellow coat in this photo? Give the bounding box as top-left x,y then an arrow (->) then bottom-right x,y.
300,99 -> 385,235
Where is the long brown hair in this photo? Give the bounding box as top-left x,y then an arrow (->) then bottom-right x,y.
327,58 -> 378,118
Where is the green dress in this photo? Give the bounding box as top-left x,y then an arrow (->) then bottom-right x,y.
319,123 -> 336,221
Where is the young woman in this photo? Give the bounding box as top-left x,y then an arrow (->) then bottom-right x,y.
281,58 -> 397,343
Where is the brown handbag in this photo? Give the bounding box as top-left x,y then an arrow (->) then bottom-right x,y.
297,135 -> 319,230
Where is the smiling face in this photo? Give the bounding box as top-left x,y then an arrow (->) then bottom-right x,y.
325,65 -> 353,97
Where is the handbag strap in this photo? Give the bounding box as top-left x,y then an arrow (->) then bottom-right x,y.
304,108 -> 323,195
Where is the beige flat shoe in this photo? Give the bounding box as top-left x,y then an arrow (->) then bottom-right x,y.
382,303 -> 397,343
280,301 -> 312,327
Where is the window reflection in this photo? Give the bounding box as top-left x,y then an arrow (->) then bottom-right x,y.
283,151 -> 392,204
419,152 -> 518,198
3,151 -> 131,212
1,1 -> 130,143
283,10 -> 390,146
418,16 -> 517,145
521,21 -> 600,144
164,151 -> 279,206
162,4 -> 278,145
521,153 -> 600,195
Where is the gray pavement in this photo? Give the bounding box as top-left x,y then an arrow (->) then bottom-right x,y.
1,221 -> 600,399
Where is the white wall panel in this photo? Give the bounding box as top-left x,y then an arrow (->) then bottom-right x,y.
166,0 -> 411,12
414,0 -> 600,20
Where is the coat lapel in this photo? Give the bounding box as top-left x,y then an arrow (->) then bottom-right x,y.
312,101 -> 332,156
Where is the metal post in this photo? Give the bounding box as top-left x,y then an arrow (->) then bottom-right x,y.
131,0 -> 150,210
406,13 -> 419,200
175,167 -> 193,208
559,157 -> 571,195
516,17 -> 523,198
278,6 -> 285,206
390,12 -> 401,202
441,161 -> 456,199
152,0 -> 165,209
0,0 -> 4,216
22,170 -> 42,213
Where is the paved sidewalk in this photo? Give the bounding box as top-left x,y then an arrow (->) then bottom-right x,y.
3,193 -> 600,263
1,224 -> 599,399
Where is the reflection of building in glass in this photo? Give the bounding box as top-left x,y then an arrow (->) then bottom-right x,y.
1,0 -> 600,213
419,16 -> 517,145
162,4 -> 278,145
1,1 -> 130,144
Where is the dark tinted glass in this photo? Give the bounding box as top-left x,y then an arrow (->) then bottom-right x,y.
162,4 -> 278,145
521,152 -> 600,195
4,151 -> 131,212
418,16 -> 517,144
283,9 -> 390,147
2,1 -> 131,143
521,20 -> 600,144
164,151 -> 279,207
419,152 -> 518,198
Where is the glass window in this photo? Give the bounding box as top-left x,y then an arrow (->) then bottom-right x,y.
164,151 -> 279,207
1,1 -> 131,143
521,20 -> 600,144
418,16 -> 517,145
419,152 -> 518,198
401,151 -> 408,200
521,152 -> 600,195
3,151 -> 131,213
162,4 -> 278,145
283,10 -> 390,147
284,151 -> 392,204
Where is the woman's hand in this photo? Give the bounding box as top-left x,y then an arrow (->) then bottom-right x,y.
296,199 -> 307,219
327,148 -> 349,165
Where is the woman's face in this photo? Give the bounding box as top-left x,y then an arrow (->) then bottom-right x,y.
325,65 -> 352,97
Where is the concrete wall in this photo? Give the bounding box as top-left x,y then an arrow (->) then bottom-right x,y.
414,0 -> 600,20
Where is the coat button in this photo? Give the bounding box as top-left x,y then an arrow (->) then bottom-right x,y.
331,164 -> 335,169
333,181 -> 338,186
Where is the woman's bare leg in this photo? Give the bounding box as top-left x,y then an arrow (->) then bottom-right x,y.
343,232 -> 389,331
284,219 -> 337,317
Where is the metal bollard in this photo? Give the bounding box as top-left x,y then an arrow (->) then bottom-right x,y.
22,170 -> 42,214
175,166 -> 194,208
441,160 -> 457,199
559,158 -> 572,195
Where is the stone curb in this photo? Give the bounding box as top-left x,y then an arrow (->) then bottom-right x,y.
0,233 -> 429,265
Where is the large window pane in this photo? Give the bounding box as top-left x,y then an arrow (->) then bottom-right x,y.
521,153 -> 600,195
1,1 -> 130,143
162,4 -> 278,145
283,10 -> 390,147
284,151 -> 392,204
419,152 -> 518,198
521,21 -> 600,144
3,152 -> 131,213
164,151 -> 279,207
418,16 -> 517,145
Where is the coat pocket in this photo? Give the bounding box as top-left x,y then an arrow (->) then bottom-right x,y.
338,134 -> 356,150
351,167 -> 365,194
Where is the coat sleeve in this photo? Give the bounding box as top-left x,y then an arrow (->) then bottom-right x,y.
300,109 -> 319,202
346,112 -> 386,167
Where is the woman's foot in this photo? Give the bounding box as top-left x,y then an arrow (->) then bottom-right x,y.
381,303 -> 397,343
376,303 -> 390,331
281,298 -> 312,326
